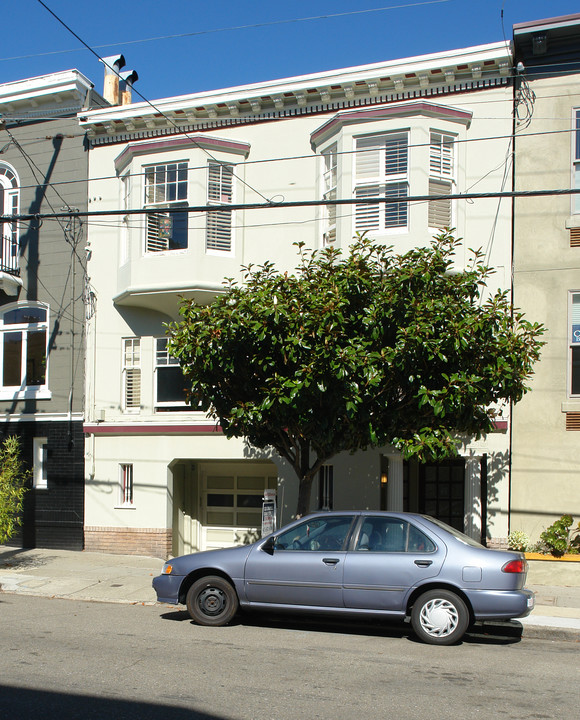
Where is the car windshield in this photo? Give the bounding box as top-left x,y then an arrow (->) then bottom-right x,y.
423,516 -> 484,548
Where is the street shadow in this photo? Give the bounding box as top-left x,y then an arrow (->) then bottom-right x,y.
0,684 -> 228,720
0,547 -> 55,570
159,609 -> 522,645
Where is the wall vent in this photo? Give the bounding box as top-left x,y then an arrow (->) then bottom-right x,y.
570,227 -> 580,247
565,412 -> 580,430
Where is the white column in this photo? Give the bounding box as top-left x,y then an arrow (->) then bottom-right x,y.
387,455 -> 404,511
464,456 -> 482,541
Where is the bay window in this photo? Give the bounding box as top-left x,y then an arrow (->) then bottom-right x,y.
429,131 -> 455,230
206,161 -> 234,253
144,162 -> 188,252
354,132 -> 409,233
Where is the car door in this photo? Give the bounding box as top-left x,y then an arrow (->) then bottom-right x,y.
342,516 -> 446,612
244,515 -> 355,608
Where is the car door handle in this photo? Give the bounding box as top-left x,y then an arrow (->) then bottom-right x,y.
322,558 -> 340,566
414,560 -> 433,568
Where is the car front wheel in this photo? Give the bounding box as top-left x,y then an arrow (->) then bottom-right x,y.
186,575 -> 239,626
411,589 -> 469,645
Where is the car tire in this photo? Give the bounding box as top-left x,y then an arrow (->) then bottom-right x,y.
186,575 -> 239,627
411,589 -> 469,645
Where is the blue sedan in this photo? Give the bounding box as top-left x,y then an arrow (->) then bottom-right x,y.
153,511 -> 534,645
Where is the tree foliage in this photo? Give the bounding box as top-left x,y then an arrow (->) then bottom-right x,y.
168,232 -> 544,515
0,436 -> 29,544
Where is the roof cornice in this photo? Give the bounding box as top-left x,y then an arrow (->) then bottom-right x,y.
80,42 -> 512,143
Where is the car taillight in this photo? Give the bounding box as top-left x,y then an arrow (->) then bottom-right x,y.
502,559 -> 527,573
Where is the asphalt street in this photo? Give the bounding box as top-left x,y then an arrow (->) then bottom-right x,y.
0,594 -> 577,720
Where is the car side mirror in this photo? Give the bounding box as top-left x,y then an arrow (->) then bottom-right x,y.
262,536 -> 276,555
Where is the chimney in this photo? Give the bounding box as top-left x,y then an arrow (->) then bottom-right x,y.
120,70 -> 139,106
100,54 -> 126,105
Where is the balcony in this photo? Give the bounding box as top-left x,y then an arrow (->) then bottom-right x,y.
0,234 -> 22,295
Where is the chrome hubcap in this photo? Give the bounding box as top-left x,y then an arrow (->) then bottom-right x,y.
419,598 -> 459,637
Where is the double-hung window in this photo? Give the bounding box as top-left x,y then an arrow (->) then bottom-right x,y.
206,161 -> 234,253
354,132 -> 408,233
0,164 -> 19,275
144,162 -> 188,252
322,145 -> 337,245
570,292 -> 580,396
429,131 -> 455,230
122,338 -> 141,412
155,337 -> 189,412
0,304 -> 48,399
573,109 -> 580,215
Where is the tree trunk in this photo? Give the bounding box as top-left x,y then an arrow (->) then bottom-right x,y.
296,474 -> 315,518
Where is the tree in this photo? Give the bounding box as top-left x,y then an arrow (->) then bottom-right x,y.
168,232 -> 544,517
0,436 -> 29,544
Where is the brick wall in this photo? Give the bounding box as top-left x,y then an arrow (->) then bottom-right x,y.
84,527 -> 172,559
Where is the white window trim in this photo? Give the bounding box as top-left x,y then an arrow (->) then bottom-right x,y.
122,337 -> 141,413
33,437 -> 48,490
352,131 -> 410,238
569,290 -> 580,398
154,336 -> 189,411
143,161 -> 189,254
0,302 -> 51,401
116,463 -> 135,508
321,144 -> 337,246
572,108 -> 580,216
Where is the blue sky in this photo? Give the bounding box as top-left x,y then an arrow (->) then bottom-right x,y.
3,1 -> 579,101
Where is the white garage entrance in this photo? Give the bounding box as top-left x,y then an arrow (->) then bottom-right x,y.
172,460 -> 278,555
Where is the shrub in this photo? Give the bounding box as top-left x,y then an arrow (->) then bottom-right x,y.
507,530 -> 530,552
539,515 -> 574,557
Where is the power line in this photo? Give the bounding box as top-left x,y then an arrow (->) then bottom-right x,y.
3,1 -> 451,63
34,0 -> 275,206
5,187 -> 580,223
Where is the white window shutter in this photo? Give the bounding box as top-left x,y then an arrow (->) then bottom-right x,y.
428,179 -> 452,229
207,162 -> 233,252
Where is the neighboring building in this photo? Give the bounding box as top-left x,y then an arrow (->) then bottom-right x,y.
0,71 -> 107,549
511,14 -> 580,541
79,42 -> 516,558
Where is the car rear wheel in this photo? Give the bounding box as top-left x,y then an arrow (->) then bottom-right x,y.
411,589 -> 469,645
186,576 -> 238,626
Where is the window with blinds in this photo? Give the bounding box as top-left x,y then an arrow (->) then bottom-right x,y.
574,109 -> 580,215
122,338 -> 141,412
322,145 -> 337,245
206,161 -> 234,253
428,132 -> 454,230
144,162 -> 188,253
354,132 -> 408,233
570,293 -> 580,396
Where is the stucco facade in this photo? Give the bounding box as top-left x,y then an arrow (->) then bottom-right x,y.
511,15 -> 580,542
80,44 -> 515,557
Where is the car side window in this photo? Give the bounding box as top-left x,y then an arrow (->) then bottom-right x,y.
355,518 -> 435,553
274,516 -> 354,551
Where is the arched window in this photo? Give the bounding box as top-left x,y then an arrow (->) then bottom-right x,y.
0,303 -> 50,399
0,163 -> 20,275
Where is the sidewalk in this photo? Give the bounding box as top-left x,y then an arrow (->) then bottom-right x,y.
0,545 -> 579,642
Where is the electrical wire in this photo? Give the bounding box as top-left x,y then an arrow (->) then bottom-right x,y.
35,0 -> 276,206
4,1 -> 452,63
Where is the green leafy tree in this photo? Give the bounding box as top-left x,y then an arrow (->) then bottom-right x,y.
168,232 -> 544,516
0,436 -> 29,544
